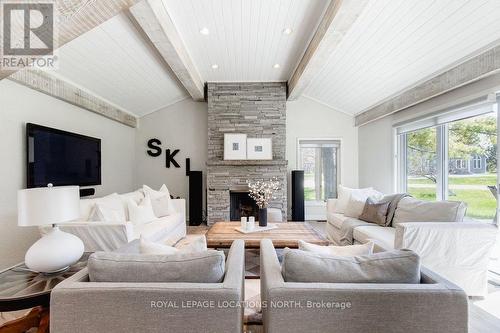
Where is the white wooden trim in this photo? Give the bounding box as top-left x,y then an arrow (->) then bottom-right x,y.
355,44 -> 500,127
8,70 -> 137,127
128,0 -> 205,101
288,0 -> 370,100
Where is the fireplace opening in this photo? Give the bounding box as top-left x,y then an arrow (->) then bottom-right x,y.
230,191 -> 259,221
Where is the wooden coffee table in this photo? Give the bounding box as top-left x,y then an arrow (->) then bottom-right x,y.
206,222 -> 329,249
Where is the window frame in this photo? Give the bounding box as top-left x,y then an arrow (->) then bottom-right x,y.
396,102 -> 497,205
296,137 -> 342,201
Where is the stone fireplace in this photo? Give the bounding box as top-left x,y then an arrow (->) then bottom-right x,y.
206,82 -> 287,225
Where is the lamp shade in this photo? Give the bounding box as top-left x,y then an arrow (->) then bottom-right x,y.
18,186 -> 80,227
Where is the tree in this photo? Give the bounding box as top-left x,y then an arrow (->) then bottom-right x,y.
407,115 -> 497,181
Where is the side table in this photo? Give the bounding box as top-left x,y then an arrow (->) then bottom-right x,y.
0,254 -> 89,332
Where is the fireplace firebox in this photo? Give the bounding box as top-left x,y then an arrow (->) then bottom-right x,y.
229,191 -> 258,221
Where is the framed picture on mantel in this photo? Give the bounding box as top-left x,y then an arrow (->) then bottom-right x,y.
247,138 -> 272,160
224,133 -> 247,160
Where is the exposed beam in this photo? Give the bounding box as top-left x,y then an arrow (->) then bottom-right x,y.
0,0 -> 142,80
355,45 -> 500,127
287,0 -> 369,100
129,0 -> 205,101
8,70 -> 137,128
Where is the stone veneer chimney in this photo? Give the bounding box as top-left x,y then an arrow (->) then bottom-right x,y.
206,82 -> 288,225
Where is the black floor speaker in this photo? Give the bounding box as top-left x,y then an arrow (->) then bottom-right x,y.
188,171 -> 203,226
291,170 -> 305,221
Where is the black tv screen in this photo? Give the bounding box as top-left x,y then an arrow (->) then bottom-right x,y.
27,123 -> 101,188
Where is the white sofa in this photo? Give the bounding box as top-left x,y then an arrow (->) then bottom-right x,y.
326,197 -> 498,297
42,190 -> 186,252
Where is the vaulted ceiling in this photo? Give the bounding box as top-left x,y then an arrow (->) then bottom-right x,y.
25,0 -> 500,118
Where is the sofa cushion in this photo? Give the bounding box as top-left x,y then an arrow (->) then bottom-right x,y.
88,250 -> 225,283
133,212 -> 184,243
353,225 -> 396,250
127,196 -> 156,224
344,189 -> 383,218
359,197 -> 391,225
393,197 -> 467,226
86,193 -> 126,222
282,249 -> 421,283
327,212 -> 353,229
335,186 -> 379,214
143,184 -> 176,217
139,235 -> 207,255
298,240 -> 374,256
119,190 -> 144,220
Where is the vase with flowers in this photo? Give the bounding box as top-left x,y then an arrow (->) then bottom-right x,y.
247,178 -> 280,227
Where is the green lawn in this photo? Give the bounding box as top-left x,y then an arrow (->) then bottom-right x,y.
408,187 -> 496,220
408,173 -> 497,186
304,187 -> 315,201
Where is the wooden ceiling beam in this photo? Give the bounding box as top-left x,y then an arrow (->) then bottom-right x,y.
9,70 -> 137,127
128,0 -> 205,101
355,44 -> 500,127
287,0 -> 369,100
0,0 -> 143,80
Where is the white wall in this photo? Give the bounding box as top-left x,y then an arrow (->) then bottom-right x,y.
134,99 -> 208,215
0,80 -> 136,269
287,97 -> 359,218
358,115 -> 395,194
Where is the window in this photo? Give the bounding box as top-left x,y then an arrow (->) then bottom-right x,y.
298,139 -> 340,202
456,159 -> 467,169
405,127 -> 438,201
398,110 -> 497,221
473,156 -> 482,169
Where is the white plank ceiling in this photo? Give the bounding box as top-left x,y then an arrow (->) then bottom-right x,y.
33,0 -> 500,118
305,0 -> 500,115
162,0 -> 330,82
49,12 -> 188,117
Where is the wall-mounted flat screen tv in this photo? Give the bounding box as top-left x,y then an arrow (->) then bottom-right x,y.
27,123 -> 101,188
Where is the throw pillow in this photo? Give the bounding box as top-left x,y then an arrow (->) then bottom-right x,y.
344,189 -> 383,218
127,196 -> 157,224
298,240 -> 374,256
281,249 -> 421,284
358,197 -> 391,226
143,184 -> 176,217
87,193 -> 126,222
140,236 -> 179,255
175,235 -> 208,253
88,250 -> 226,283
140,235 -> 208,255
334,185 -> 364,214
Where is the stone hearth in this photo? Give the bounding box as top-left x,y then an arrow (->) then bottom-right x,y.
206,82 -> 287,225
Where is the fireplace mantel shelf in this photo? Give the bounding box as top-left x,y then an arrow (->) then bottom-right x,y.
207,160 -> 288,167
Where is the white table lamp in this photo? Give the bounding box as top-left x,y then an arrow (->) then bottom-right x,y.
18,185 -> 84,273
